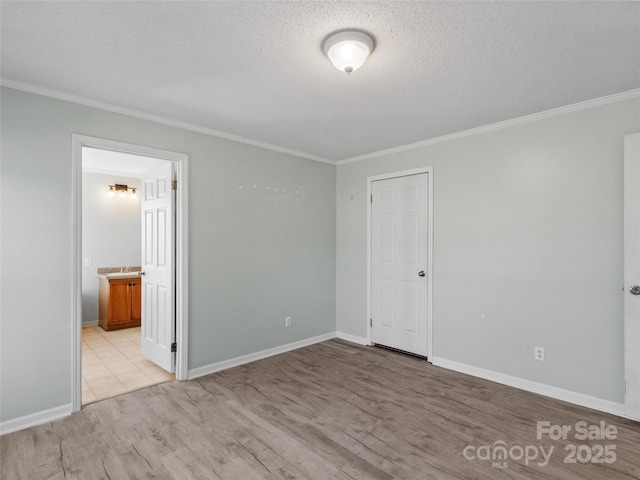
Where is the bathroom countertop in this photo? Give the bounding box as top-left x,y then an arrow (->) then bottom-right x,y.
97,266 -> 142,280
98,272 -> 141,280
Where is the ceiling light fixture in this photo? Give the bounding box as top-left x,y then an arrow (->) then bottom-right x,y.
107,183 -> 138,200
322,29 -> 375,74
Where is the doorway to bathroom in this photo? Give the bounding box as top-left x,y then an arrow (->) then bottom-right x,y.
71,135 -> 189,412
81,148 -> 170,404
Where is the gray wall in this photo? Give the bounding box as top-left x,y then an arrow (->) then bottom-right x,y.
2,84 -> 637,426
337,98 -> 640,403
81,172 -> 142,325
0,87 -> 336,422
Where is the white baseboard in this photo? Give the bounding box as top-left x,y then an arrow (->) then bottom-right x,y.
188,332 -> 337,380
336,331 -> 369,346
82,320 -> 99,327
3,333 -> 339,435
7,339 -> 624,436
432,356 -> 626,418
0,403 -> 72,436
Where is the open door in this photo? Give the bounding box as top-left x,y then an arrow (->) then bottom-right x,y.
141,162 -> 176,372
624,133 -> 640,421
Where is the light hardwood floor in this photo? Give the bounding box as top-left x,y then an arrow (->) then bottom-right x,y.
2,339 -> 639,479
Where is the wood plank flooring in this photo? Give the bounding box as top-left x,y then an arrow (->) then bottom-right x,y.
2,339 -> 639,479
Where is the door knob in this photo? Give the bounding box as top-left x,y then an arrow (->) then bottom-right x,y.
139,271 -> 146,276
418,271 -> 426,277
630,285 -> 640,295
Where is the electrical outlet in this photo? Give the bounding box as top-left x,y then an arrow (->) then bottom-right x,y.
84,257 -> 92,267
285,316 -> 291,327
535,346 -> 545,361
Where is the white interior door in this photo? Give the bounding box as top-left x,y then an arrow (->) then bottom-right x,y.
371,173 -> 429,357
624,132 -> 640,421
141,162 -> 175,372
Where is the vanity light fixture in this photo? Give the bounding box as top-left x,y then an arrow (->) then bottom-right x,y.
322,29 -> 375,74
107,184 -> 137,200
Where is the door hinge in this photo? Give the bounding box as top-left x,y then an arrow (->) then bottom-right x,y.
171,180 -> 177,191
370,194 -> 373,204
370,318 -> 373,327
171,342 -> 177,353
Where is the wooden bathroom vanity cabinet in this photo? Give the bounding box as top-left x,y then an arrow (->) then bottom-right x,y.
98,275 -> 141,331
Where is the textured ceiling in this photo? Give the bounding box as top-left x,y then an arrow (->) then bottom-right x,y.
2,1 -> 639,162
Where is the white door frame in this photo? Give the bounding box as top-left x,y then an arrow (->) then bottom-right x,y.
624,132 -> 640,421
71,134 -> 189,413
366,167 -> 434,359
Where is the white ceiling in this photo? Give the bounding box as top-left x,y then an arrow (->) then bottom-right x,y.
82,147 -> 168,178
2,1 -> 639,163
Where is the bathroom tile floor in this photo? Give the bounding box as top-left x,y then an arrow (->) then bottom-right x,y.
82,326 -> 175,405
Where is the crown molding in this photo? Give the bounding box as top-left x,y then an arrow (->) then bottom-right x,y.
0,78 -> 336,166
4,78 -> 638,168
337,88 -> 640,165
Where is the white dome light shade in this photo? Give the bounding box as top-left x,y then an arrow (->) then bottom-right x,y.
322,30 -> 375,74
